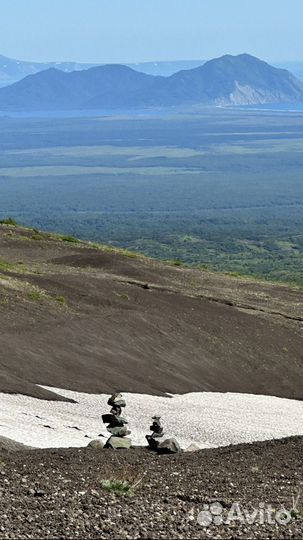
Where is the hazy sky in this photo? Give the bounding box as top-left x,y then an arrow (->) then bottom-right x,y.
1,0 -> 302,63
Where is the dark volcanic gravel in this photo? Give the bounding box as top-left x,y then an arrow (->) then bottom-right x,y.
1,225 -> 302,402
0,436 -> 302,539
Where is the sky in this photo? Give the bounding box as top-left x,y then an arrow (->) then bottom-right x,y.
0,0 -> 302,64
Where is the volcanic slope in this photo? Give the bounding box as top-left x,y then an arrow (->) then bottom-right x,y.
0,224 -> 302,401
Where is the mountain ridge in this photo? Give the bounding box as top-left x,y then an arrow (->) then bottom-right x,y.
1,53 -> 302,85
0,54 -> 98,87
0,53 -> 301,110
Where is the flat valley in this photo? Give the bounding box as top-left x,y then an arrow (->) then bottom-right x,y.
0,107 -> 302,286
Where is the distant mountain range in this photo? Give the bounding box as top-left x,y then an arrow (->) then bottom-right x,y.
1,54 -> 302,87
0,55 -> 98,87
0,54 -> 209,87
0,53 -> 301,111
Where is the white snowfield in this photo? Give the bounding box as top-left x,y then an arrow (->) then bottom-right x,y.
0,387 -> 302,450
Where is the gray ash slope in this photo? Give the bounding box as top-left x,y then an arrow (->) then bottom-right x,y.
0,53 -> 301,110
0,224 -> 302,401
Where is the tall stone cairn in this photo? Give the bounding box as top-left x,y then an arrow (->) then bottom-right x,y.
102,392 -> 132,449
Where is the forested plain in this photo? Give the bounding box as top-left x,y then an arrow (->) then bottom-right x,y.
0,108 -> 302,286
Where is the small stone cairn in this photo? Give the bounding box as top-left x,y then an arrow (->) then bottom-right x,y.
146,416 -> 164,450
146,416 -> 181,454
102,392 -> 132,449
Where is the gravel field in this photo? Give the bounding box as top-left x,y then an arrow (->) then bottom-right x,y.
0,436 -> 302,539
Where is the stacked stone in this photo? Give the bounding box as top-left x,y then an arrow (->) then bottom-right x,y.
146,416 -> 164,450
146,416 -> 181,454
102,393 -> 132,449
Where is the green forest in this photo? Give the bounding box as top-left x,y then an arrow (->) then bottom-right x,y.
0,108 -> 302,286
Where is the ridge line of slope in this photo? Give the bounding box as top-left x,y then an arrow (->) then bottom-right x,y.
114,278 -> 303,322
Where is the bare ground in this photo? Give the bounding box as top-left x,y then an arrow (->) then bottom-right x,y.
0,436 -> 302,539
0,224 -> 302,401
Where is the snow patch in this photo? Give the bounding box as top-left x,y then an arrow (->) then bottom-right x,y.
0,387 -> 302,450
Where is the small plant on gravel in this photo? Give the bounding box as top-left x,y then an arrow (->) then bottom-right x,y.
100,471 -> 146,497
28,291 -> 44,301
171,259 -> 183,266
100,478 -> 135,497
99,244 -> 140,258
0,260 -> 13,271
0,260 -> 27,275
60,235 -> 80,243
116,292 -> 129,300
122,250 -> 138,258
31,234 -> 45,240
0,217 -> 17,226
55,295 -> 66,304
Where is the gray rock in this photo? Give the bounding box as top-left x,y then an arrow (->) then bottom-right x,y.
87,439 -> 104,450
146,434 -> 160,451
103,414 -> 128,427
107,425 -> 130,437
0,435 -> 33,452
102,413 -> 127,426
157,437 -> 181,454
184,442 -> 201,452
104,436 -> 132,450
34,489 -> 45,497
107,393 -> 126,408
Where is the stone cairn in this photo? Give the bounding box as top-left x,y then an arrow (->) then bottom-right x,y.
146,416 -> 181,454
102,392 -> 132,449
146,416 -> 164,450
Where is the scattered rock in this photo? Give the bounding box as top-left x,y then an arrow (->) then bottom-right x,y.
0,436 -> 301,538
104,436 -> 132,450
107,393 -> 126,408
157,438 -> 181,454
87,439 -> 104,450
0,435 -> 32,453
34,489 -> 45,497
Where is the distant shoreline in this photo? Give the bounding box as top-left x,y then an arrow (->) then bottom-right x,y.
0,103 -> 302,119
